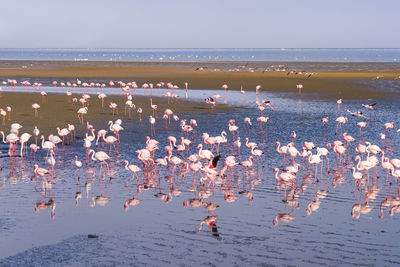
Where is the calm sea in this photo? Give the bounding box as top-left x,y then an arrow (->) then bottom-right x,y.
0,48 -> 399,62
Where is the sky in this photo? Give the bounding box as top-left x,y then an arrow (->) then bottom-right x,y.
1,0 -> 399,48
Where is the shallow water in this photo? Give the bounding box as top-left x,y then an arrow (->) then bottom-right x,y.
1,86 -> 400,266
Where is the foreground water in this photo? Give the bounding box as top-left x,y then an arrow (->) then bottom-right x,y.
0,86 -> 400,266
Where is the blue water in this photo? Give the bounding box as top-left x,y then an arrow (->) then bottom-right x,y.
0,48 -> 399,63
1,84 -> 400,265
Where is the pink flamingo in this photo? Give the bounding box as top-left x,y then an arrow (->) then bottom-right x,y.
137,108 -> 143,121
103,135 -> 118,154
96,129 -> 108,147
123,160 -> 141,184
296,84 -> 303,94
77,107 -> 88,124
273,168 -> 295,196
149,116 -> 156,136
357,122 -> 367,135
34,164 -> 50,179
41,91 -> 47,103
89,149 -> 110,172
222,84 -> 228,104
335,116 -> 348,135
383,122 -> 394,138
30,144 -> 40,161
32,103 -> 40,117
337,99 -> 342,113
275,141 -> 288,167
109,102 -> 118,115
56,127 -> 70,145
150,98 -> 158,118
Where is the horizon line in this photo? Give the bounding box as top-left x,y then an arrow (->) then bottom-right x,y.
0,47 -> 399,50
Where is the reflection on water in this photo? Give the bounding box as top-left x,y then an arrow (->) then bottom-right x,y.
1,84 -> 400,266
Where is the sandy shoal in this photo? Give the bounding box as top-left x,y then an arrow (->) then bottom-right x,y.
1,61 -> 400,99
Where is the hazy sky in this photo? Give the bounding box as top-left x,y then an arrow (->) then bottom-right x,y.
1,0 -> 399,48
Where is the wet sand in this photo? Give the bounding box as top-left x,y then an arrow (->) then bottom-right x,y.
0,92 -> 231,138
1,61 -> 400,99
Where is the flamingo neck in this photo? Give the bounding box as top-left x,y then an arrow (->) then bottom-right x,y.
274,169 -> 279,180
89,150 -> 96,161
276,142 -> 280,152
124,161 -> 129,171
356,157 -> 362,171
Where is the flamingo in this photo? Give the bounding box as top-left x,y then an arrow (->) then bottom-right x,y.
357,122 -> 367,135
47,151 -> 56,174
251,146 -> 263,160
89,149 -> 110,171
103,135 -> 118,154
98,93 -> 107,108
335,116 -> 348,134
67,124 -> 76,140
296,84 -> 303,94
77,107 -> 88,124
355,155 -> 375,179
33,126 -> 40,145
197,144 -> 214,160
337,99 -> 342,113
381,151 -> 393,184
32,103 -> 40,117
41,135 -> 55,159
41,91 -> 47,103
150,98 -> 158,117
383,122 -> 394,138
240,156 -> 254,174
33,164 -> 50,179
351,167 -> 363,187
308,150 -> 321,180
275,141 -> 288,167
6,106 -> 11,121
273,168 -> 295,196
149,116 -> 156,136
123,160 -> 141,184
0,131 -> 19,156
19,133 -> 32,158
108,120 -> 123,143
56,127 -> 70,145
74,155 -> 83,175
137,108 -> 143,121
109,102 -> 118,115
30,144 -> 40,161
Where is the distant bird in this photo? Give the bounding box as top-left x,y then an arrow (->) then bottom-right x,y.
345,109 -> 370,120
361,103 -> 376,112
